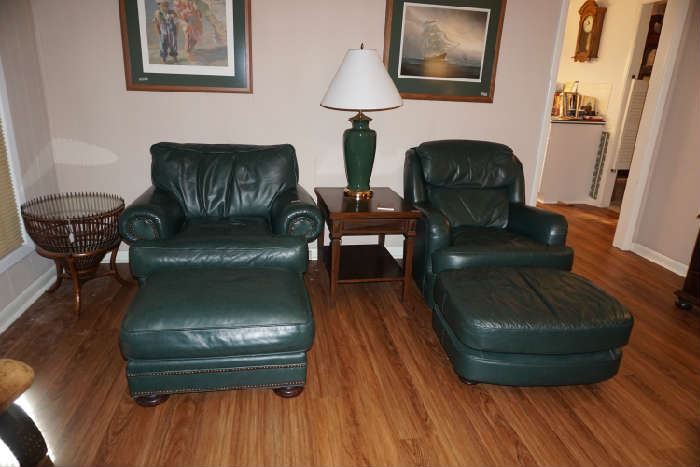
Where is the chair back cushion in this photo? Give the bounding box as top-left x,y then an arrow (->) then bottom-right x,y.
428,187 -> 510,228
415,140 -> 524,228
150,143 -> 298,218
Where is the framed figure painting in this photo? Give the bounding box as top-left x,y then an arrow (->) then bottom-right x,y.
119,0 -> 252,92
383,0 -> 506,102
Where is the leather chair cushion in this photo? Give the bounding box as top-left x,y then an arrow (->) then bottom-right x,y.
150,143 -> 298,218
128,231 -> 309,278
178,217 -> 271,239
431,227 -> 574,273
415,140 -> 521,188
120,268 -> 314,360
428,187 -> 509,228
434,268 -> 633,354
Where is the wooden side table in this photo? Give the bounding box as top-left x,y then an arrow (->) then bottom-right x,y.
314,187 -> 421,303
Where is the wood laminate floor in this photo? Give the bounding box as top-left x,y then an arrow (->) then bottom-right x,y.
0,204 -> 698,466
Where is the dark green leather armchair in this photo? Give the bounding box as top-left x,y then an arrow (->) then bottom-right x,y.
404,140 -> 574,305
119,143 -> 323,280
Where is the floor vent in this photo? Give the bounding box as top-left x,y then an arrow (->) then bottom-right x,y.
589,131 -> 610,199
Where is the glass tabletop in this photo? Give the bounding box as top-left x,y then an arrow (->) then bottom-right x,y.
21,192 -> 124,221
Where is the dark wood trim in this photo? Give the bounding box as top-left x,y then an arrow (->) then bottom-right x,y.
382,0 -> 394,66
487,0 -> 507,103
675,224 -> 700,311
118,0 -> 253,93
382,0 -> 507,103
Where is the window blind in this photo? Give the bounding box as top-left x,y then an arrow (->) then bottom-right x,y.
0,115 -> 23,258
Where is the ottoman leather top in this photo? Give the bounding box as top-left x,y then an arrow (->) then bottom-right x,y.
434,268 -> 633,355
120,268 -> 314,360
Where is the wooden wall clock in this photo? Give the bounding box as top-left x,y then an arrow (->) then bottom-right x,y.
574,0 -> 606,62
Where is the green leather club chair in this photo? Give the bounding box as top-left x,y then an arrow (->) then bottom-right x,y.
117,143 -> 321,405
404,140 -> 574,306
119,143 -> 323,281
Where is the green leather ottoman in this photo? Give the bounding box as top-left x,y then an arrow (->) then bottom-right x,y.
120,268 -> 314,406
433,268 -> 633,386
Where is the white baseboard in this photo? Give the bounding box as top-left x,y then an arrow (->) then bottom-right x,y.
538,198 -> 598,206
630,243 -> 689,277
0,267 -> 54,334
111,251 -> 129,263
105,246 -> 404,263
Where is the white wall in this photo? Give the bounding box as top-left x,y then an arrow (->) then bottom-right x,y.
0,1 -> 59,327
28,0 -> 564,244
555,0 -> 651,206
634,0 -> 699,272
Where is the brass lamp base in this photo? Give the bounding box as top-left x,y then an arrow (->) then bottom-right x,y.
344,188 -> 373,200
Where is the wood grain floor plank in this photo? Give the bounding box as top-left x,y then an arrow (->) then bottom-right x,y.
0,205 -> 697,466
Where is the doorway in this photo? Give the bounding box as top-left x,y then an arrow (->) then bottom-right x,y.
609,3 -> 665,212
534,0 -> 692,251
538,1 -> 665,212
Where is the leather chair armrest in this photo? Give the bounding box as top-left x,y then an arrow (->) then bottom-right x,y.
415,202 -> 451,254
118,186 -> 185,245
270,185 -> 323,242
507,203 -> 568,246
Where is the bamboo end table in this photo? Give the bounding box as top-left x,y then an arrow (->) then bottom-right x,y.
20,192 -> 130,315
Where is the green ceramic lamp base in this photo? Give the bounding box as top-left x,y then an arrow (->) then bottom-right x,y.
343,111 -> 377,199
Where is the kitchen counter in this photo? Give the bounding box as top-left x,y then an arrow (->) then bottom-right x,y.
551,118 -> 606,125
539,120 -> 607,205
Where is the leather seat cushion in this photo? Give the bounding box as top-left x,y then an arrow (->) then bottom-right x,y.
128,233 -> 308,278
434,268 -> 633,354
431,227 -> 574,272
428,187 -> 509,228
120,268 -> 314,360
178,217 -> 271,239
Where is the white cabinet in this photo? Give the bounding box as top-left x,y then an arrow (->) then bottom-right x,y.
538,121 -> 606,205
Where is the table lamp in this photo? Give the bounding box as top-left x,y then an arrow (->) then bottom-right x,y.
321,44 -> 402,200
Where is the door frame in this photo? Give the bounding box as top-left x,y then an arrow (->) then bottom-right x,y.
612,0 -> 693,249
531,0 -> 693,251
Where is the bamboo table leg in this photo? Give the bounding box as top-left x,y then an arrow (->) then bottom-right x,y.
37,242 -> 133,316
108,243 -> 131,286
64,256 -> 82,315
47,261 -> 64,293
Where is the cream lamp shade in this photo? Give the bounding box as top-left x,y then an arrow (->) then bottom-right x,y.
321,47 -> 402,111
320,45 -> 402,200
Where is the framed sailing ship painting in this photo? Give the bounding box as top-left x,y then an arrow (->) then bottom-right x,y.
383,0 -> 506,102
119,0 -> 251,92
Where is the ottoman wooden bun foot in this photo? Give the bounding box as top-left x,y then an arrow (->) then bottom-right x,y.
273,386 -> 304,398
133,394 -> 169,407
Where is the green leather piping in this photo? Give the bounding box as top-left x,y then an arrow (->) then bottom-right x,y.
124,321 -> 312,334
132,380 -> 305,396
133,245 -> 303,252
127,362 -> 306,377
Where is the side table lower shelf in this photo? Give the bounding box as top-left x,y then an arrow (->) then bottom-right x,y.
320,244 -> 404,283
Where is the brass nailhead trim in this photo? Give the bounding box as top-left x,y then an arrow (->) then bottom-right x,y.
127,362 -> 306,377
132,380 -> 305,396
